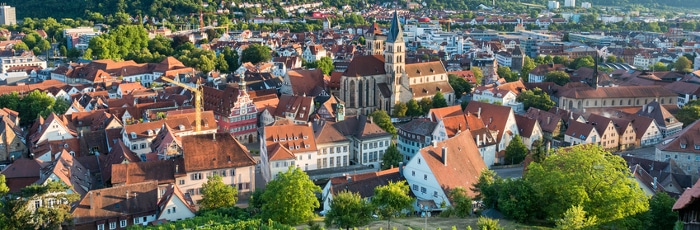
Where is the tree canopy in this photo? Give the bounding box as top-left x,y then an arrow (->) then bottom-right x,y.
0,90 -> 70,126
199,175 -> 238,211
88,25 -> 149,60
392,102 -> 407,117
520,56 -> 537,79
517,87 -> 556,111
241,44 -> 272,64
677,99 -> 700,127
527,145 -> 649,225
0,181 -> 80,229
674,56 -> 692,72
432,91 -> 448,108
448,74 -> 472,98
261,166 -> 321,225
316,57 -> 335,75
381,144 -> 402,170
504,135 -> 528,165
406,99 -> 422,117
324,191 -> 373,229
543,70 -> 571,86
645,192 -> 678,230
372,181 -> 414,229
370,110 -> 396,136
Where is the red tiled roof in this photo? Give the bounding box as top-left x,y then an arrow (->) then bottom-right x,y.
111,158 -> 184,185
181,133 -> 257,172
418,131 -> 486,197
674,179 -> 700,210
72,181 -> 160,225
343,55 -> 386,77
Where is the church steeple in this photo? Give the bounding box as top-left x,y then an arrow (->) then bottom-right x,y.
386,10 -> 404,43
385,10 -> 405,75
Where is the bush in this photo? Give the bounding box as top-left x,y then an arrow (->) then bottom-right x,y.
477,217 -> 503,230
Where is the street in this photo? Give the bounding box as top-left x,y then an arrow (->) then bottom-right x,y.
493,166 -> 524,179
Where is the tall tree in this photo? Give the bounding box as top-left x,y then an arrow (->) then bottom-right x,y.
392,102 -> 407,117
261,166 -> 321,225
419,98 -> 432,115
19,90 -> 55,126
543,70 -> 571,86
215,54 -> 229,72
381,144 -> 402,170
370,110 -> 396,136
472,67 -> 484,86
517,87 -> 556,111
677,100 -> 700,126
222,47 -> 241,72
531,139 -> 547,163
372,181 -> 414,229
505,135 -> 528,165
449,187 -> 472,218
520,56 -> 537,80
432,91 -> 448,108
646,192 -> 678,230
316,56 -> 335,75
199,175 -> 238,211
0,92 -> 20,111
674,56 -> 692,72
406,99 -> 422,117
324,191 -> 373,230
527,145 -> 649,225
240,44 -> 272,64
498,66 -> 518,82
448,74 -> 471,99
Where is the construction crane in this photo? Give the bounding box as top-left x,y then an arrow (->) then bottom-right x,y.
160,77 -> 204,132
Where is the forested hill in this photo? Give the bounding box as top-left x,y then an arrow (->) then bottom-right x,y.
6,0 -> 700,20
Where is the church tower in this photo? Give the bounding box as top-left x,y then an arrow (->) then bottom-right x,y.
364,21 -> 384,55
385,11 -> 405,77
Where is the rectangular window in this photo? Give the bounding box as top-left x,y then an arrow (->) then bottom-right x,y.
143,217 -> 147,222
317,159 -> 322,168
434,191 -> 438,197
424,174 -> 428,180
110,222 -> 116,229
323,158 -> 327,168
343,146 -> 348,152
97,224 -> 105,230
179,180 -> 185,185
330,157 -> 334,167
412,171 -> 415,176
134,218 -> 140,224
343,156 -> 347,166
120,220 -> 127,227
421,187 -> 427,194
413,185 -> 418,190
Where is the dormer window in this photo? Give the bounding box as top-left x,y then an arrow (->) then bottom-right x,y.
305,144 -> 310,148
147,130 -> 154,136
695,145 -> 700,150
294,136 -> 299,140
130,132 -> 137,139
296,145 -> 300,149
303,136 -> 308,139
681,143 -> 687,149
178,125 -> 185,131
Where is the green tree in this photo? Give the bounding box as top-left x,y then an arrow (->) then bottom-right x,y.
37,39 -> 51,53
222,47 -> 240,72
19,90 -> 56,126
527,145 -> 649,224
477,217 -> 504,230
261,166 -> 321,225
392,102 -> 407,117
448,74 -> 472,98
555,205 -> 598,230
544,70 -> 571,86
59,45 -> 67,57
531,139 -> 547,163
517,87 -> 556,111
553,56 -> 571,65
82,48 -> 93,60
419,98 -> 433,115
370,110 -> 396,136
471,169 -> 502,209
0,92 -> 20,111
13,41 -> 29,51
674,56 -> 692,72
241,43 -> 272,64
448,187 -> 472,218
215,54 -> 229,72
570,56 -> 595,69
0,174 -> 8,195
505,135 -> 528,164
605,55 -> 617,63
199,175 -> 238,211
647,192 -> 678,230
372,181 -> 414,229
358,36 -> 366,45
381,144 -> 402,170
50,98 -> 70,115
472,67 -> 484,85
406,99 -> 422,117
324,191 -> 373,230
677,100 -> 700,126
20,181 -> 80,229
520,56 -> 537,79
317,56 -> 334,75
498,66 -> 518,82
432,91 -> 448,108
651,62 -> 668,71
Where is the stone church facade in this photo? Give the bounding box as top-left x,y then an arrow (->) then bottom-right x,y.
340,11 -> 455,115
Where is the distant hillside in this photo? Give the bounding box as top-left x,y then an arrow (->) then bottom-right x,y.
4,0 -> 698,20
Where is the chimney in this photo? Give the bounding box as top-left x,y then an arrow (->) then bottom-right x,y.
175,164 -> 179,174
653,177 -> 658,190
476,134 -> 481,145
398,162 -> 404,176
432,140 -> 437,147
477,107 -> 482,118
213,133 -> 216,141
547,116 -> 551,124
642,104 -> 647,113
441,147 -> 448,166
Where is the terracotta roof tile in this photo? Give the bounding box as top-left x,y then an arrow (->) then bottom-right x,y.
417,131 -> 487,197
343,55 -> 386,77
286,69 -> 326,96
181,133 -> 256,172
111,158 -> 183,185
72,181 -> 160,225
464,101 -> 513,144
514,114 -> 538,138
428,105 -> 463,121
331,168 -> 402,197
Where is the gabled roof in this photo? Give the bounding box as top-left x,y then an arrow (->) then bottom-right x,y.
586,113 -> 615,136
428,105 -> 463,121
0,158 -> 42,193
464,101 -> 514,143
39,150 -> 91,196
181,133 -> 257,172
559,85 -> 676,99
343,55 -> 386,77
514,114 -> 538,138
286,69 -> 326,96
657,119 -> 700,154
674,179 -> 700,211
330,168 -> 402,197
264,124 -> 318,154
332,115 -> 392,140
72,181 -> 160,225
565,120 -> 596,140
101,140 -> 141,184
157,184 -> 196,217
524,107 -> 562,134
405,61 -> 447,78
637,101 -> 681,129
312,120 -> 348,144
416,131 -> 486,197
111,158 -> 184,185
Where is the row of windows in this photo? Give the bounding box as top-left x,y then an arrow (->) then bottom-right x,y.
228,114 -> 256,123
131,142 -> 150,151
190,170 -> 235,181
362,150 -> 384,163
412,184 -> 439,198
363,140 -> 389,150
317,156 -> 348,169
321,146 -> 348,155
229,124 -> 255,133
275,161 -> 294,168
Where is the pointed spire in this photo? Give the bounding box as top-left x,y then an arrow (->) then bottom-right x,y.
386,10 -> 403,43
